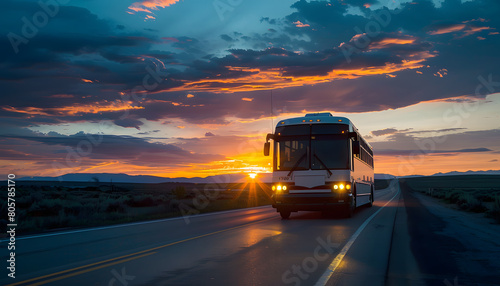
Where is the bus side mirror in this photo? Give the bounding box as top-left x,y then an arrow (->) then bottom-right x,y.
348,132 -> 358,140
352,141 -> 360,155
263,142 -> 270,156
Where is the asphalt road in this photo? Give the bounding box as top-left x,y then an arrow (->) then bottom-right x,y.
1,180 -> 487,286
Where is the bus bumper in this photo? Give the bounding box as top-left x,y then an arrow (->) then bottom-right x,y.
271,193 -> 352,211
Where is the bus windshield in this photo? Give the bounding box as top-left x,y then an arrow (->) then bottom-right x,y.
274,124 -> 349,171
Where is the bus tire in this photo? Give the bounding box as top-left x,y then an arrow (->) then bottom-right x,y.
368,186 -> 374,207
280,210 -> 291,219
346,196 -> 356,218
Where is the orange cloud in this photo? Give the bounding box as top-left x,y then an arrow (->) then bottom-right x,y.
128,0 -> 180,15
241,97 -> 254,102
462,26 -> 492,37
49,94 -> 74,98
369,37 -> 416,49
429,24 -> 466,35
433,68 -> 448,78
159,51 -> 434,94
2,101 -> 144,116
293,21 -> 310,28
429,23 -> 493,37
146,99 -> 204,107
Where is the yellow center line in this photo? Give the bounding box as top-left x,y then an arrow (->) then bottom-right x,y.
28,252 -> 156,286
8,216 -> 275,286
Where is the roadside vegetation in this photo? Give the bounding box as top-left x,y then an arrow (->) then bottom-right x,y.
374,179 -> 392,190
401,175 -> 500,223
0,181 -> 272,236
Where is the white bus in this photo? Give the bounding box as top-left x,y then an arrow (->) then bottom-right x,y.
264,113 -> 374,219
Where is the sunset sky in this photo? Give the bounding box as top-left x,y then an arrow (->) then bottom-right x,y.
1,0 -> 500,178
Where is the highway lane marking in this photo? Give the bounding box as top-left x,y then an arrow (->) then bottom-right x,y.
0,206 -> 271,242
7,216 -> 275,286
26,252 -> 156,286
314,181 -> 401,286
5,251 -> 157,286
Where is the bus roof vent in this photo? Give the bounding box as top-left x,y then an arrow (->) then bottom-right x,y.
305,112 -> 333,117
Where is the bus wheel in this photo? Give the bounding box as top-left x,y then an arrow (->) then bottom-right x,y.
346,197 -> 356,218
280,210 -> 291,219
368,189 -> 374,207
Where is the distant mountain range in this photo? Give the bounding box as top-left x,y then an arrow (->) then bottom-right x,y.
18,170 -> 500,184
374,173 -> 397,180
399,170 -> 500,178
19,173 -> 251,184
429,170 -> 500,176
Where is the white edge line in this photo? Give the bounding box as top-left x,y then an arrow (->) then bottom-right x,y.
314,181 -> 401,286
0,205 -> 270,242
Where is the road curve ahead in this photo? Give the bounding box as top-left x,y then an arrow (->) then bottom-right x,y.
2,181 -> 408,286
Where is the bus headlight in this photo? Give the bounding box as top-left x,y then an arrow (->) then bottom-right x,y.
332,183 -> 351,192
273,184 -> 288,193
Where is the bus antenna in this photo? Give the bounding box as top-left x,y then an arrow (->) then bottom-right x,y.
270,89 -> 274,133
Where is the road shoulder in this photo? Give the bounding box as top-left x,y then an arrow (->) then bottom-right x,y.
386,189 -> 424,286
402,180 -> 500,286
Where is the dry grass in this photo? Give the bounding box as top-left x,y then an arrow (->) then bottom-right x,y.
423,187 -> 498,221
0,182 -> 272,236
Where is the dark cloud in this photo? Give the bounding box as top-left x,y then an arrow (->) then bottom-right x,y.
137,130 -> 160,135
371,127 -> 467,137
260,17 -> 278,25
0,132 -> 224,167
372,129 -> 500,156
205,132 -> 215,136
375,147 -> 492,156
113,118 -> 144,130
1,0 -> 500,131
371,128 -> 398,136
406,128 -> 467,134
220,34 -> 237,42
